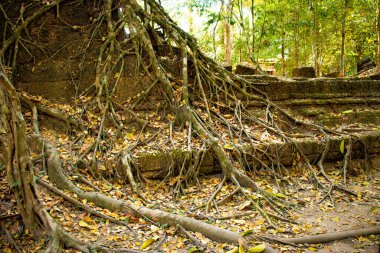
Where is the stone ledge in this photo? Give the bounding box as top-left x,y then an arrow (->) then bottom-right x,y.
130,131 -> 380,179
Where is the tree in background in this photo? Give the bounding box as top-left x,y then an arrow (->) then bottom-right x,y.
172,0 -> 378,76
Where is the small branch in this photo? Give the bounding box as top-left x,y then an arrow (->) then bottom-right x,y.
177,224 -> 205,250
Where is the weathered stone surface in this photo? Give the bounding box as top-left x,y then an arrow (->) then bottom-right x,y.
292,67 -> 316,78
370,71 -> 380,80
132,131 -> 380,179
323,71 -> 343,78
357,57 -> 376,73
222,64 -> 233,72
235,63 -> 257,75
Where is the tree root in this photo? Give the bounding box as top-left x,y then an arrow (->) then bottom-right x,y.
19,95 -> 82,129
278,226 -> 380,244
37,178 -> 137,235
33,130 -> 276,250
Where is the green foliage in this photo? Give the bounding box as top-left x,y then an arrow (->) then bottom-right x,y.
163,0 -> 378,76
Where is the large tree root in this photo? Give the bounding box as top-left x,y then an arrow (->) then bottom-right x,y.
278,226 -> 380,244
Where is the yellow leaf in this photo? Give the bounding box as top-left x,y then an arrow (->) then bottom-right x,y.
114,72 -> 120,79
340,140 -> 345,154
78,220 -> 91,229
83,216 -> 93,223
126,132 -> 134,140
140,238 -> 155,250
292,225 -> 301,234
248,244 -> 266,253
358,236 -> 370,243
115,190 -> 123,197
331,217 -> 340,222
226,246 -> 238,253
239,244 -> 246,253
307,247 -> 317,251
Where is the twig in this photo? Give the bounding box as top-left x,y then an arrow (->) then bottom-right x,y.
177,224 -> 205,250
0,214 -> 21,220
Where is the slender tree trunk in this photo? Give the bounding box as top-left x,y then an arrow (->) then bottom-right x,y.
312,1 -> 320,76
251,0 -> 255,61
294,3 -> 300,68
223,0 -> 233,64
340,0 -> 349,75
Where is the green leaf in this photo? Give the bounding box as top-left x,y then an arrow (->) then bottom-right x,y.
188,246 -> 199,253
369,206 -> 379,213
223,143 -> 234,150
248,244 -> 266,253
342,109 -> 353,114
241,229 -> 253,236
275,193 -> 287,198
340,140 -> 345,154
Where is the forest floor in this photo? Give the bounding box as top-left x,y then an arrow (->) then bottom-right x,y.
0,95 -> 379,253
1,157 -> 379,253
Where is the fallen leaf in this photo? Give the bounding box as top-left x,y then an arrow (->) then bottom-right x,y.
78,220 -> 91,229
248,244 -> 266,252
226,246 -> 238,253
140,238 -> 155,250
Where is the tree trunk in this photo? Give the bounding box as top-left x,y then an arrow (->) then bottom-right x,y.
294,2 -> 300,68
341,0 -> 349,75
223,0 -> 233,64
251,0 -> 255,61
312,1 -> 320,77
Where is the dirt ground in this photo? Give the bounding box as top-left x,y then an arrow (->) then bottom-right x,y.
294,169 -> 380,253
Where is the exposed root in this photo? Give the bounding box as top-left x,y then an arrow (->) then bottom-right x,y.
279,226 -> 380,244
19,95 -> 82,129
37,178 -> 137,235
317,132 -> 357,205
